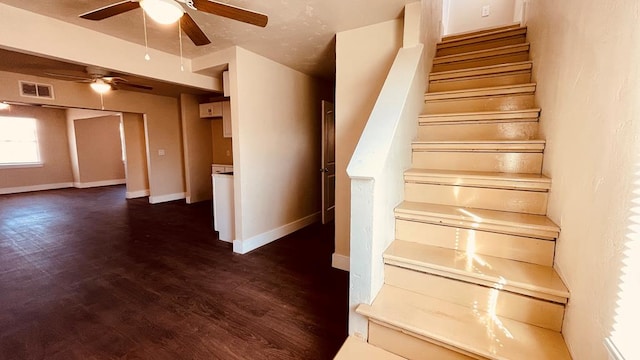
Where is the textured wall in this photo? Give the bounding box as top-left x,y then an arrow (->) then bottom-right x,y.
527,0 -> 640,358
334,19 -> 404,258
234,47 -> 322,243
73,115 -> 125,183
445,0 -> 515,35
180,93 -> 213,203
122,112 -> 149,196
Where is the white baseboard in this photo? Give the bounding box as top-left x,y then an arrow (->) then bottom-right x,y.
126,189 -> 150,199
233,212 -> 321,254
149,192 -> 186,204
74,179 -> 126,189
0,182 -> 73,195
332,253 -> 350,272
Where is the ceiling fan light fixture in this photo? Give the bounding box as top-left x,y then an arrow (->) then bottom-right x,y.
90,79 -> 111,94
140,0 -> 184,25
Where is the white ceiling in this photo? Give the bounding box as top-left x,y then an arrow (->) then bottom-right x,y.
0,0 -> 414,79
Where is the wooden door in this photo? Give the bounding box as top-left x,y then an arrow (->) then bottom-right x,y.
321,100 -> 335,224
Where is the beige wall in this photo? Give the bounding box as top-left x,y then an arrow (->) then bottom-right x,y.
73,115 -> 125,184
181,94 -> 213,203
122,113 -> 149,196
445,0 -> 516,35
234,47 -> 322,244
211,119 -> 233,165
527,0 -> 640,359
0,70 -> 185,201
334,19 -> 404,257
0,105 -> 73,190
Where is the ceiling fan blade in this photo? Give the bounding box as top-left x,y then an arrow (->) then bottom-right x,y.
191,0 -> 268,27
103,76 -> 127,82
181,13 -> 211,46
79,1 -> 140,21
115,82 -> 154,91
44,72 -> 92,82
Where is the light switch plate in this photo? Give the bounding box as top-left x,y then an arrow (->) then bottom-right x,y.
482,5 -> 490,17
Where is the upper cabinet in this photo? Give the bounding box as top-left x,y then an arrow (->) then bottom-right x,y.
199,102 -> 223,118
222,100 -> 231,138
200,100 -> 232,139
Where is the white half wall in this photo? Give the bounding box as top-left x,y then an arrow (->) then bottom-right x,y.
526,0 -> 640,359
347,44 -> 426,340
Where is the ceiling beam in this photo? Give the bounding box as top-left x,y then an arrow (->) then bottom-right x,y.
0,3 -> 220,92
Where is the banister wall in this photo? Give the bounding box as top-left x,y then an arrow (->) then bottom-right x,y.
346,44 -> 426,339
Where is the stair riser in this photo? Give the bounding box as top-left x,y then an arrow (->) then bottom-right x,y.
412,152 -> 543,173
418,122 -> 539,141
433,53 -> 529,72
443,24 -> 521,42
369,322 -> 480,360
385,265 -> 565,331
436,35 -> 526,57
404,183 -> 548,215
395,219 -> 555,265
420,109 -> 540,124
424,94 -> 535,114
429,72 -> 531,92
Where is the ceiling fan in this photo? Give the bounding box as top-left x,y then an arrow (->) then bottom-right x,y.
79,0 -> 269,46
45,66 -> 153,94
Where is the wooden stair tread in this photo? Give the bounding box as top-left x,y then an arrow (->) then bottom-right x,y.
420,109 -> 540,124
357,285 -> 572,360
438,27 -> 527,50
412,140 -> 545,152
333,336 -> 406,360
404,169 -> 551,191
430,61 -> 533,81
433,43 -> 530,65
441,24 -> 523,43
425,83 -> 536,101
395,201 -> 559,233
384,240 -> 569,301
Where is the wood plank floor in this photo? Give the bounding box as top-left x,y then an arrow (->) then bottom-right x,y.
0,186 -> 348,360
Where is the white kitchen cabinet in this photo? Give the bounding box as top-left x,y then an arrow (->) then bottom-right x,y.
222,100 -> 232,138
199,102 -> 222,118
212,173 -> 234,242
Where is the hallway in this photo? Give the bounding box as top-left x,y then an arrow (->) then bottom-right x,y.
0,186 -> 348,359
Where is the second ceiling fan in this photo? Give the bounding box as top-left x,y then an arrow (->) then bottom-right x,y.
80,0 -> 269,46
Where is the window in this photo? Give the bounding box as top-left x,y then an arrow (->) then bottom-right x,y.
0,116 -> 41,166
607,161 -> 640,360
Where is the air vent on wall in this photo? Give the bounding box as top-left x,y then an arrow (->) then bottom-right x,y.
19,81 -> 54,99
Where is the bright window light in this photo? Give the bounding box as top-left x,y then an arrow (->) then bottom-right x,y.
0,117 -> 41,165
608,161 -> 640,360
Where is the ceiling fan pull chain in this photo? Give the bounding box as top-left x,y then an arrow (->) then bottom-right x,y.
142,11 -> 151,61
100,93 -> 105,111
178,21 -> 185,72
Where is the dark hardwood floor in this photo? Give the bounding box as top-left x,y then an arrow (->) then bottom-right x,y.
0,186 -> 348,360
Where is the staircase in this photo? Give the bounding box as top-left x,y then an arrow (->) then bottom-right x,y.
335,24 -> 572,359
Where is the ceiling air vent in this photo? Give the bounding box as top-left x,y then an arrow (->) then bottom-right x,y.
19,81 -> 54,100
